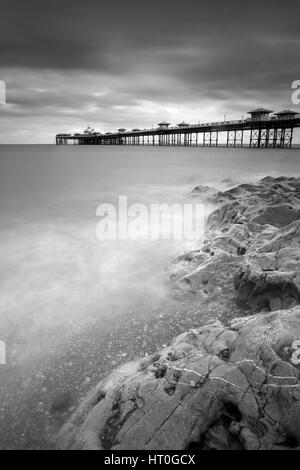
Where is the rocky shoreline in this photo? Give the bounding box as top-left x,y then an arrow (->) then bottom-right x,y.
57,176 -> 300,450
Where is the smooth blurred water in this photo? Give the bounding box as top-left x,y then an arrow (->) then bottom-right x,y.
0,144 -> 299,448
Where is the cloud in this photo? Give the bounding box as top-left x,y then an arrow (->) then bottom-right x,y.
0,0 -> 300,142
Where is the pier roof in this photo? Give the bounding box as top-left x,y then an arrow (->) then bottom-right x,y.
274,109 -> 298,116
247,108 -> 273,115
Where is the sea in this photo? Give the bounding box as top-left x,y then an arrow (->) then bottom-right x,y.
0,144 -> 299,449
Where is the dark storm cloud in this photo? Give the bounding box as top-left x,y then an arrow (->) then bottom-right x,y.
1,0 -> 300,73
0,0 -> 300,142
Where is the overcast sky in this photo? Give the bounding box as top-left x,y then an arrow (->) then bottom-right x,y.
0,0 -> 299,143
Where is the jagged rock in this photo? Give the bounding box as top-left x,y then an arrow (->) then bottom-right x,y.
191,185 -> 218,200
210,176 -> 300,208
57,308 -> 300,450
171,177 -> 300,313
234,262 -> 300,311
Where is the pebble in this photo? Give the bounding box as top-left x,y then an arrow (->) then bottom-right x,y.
50,392 -> 73,414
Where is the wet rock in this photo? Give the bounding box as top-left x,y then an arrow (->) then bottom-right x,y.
170,176 -> 300,313
57,308 -> 300,450
237,246 -> 247,256
234,263 -> 300,311
252,204 -> 300,228
191,185 -> 218,201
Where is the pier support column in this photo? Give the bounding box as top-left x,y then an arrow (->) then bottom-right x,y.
270,129 -> 277,148
250,129 -> 259,148
264,129 -> 269,148
204,132 -> 210,146
289,128 -> 294,148
228,130 -> 237,147
257,129 -> 262,148
234,130 -> 243,147
281,128 -> 293,148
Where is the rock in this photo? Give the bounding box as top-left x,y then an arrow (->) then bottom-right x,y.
234,262 -> 299,311
50,392 -> 73,414
57,308 -> 300,450
191,185 -> 218,201
251,204 -> 300,228
170,176 -> 300,313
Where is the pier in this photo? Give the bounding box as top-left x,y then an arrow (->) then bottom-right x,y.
56,108 -> 300,148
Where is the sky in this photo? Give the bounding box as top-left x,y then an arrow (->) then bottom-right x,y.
0,0 -> 300,143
